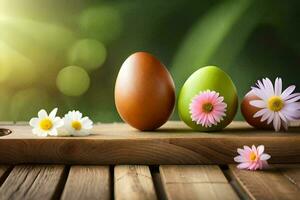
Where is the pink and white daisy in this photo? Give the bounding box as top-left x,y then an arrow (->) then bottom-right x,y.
250,77 -> 300,131
234,145 -> 271,170
189,90 -> 227,127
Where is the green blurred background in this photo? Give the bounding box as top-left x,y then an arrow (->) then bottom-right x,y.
0,0 -> 299,122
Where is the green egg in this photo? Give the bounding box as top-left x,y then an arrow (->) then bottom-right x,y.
178,66 -> 238,131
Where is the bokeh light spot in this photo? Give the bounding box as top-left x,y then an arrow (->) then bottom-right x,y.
79,6 -> 122,43
56,66 -> 90,96
10,88 -> 52,121
68,39 -> 107,71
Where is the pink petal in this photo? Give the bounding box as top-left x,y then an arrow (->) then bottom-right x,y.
237,162 -> 251,169
261,160 -> 269,169
243,145 -> 252,153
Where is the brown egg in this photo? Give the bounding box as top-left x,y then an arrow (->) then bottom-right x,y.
114,52 -> 175,131
241,90 -> 272,129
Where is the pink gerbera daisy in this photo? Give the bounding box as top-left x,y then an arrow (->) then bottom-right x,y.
189,90 -> 227,127
234,145 -> 271,170
250,77 -> 300,131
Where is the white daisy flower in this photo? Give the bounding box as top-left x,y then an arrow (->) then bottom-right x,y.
29,108 -> 64,137
63,110 -> 93,136
250,77 -> 300,131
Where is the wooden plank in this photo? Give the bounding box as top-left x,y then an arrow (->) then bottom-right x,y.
0,165 -> 66,200
277,165 -> 300,189
229,165 -> 300,200
114,165 -> 157,200
0,165 -> 10,186
159,165 -> 238,200
0,121 -> 300,164
61,166 -> 110,200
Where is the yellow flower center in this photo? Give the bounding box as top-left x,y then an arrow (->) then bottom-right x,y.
249,152 -> 257,161
268,96 -> 284,111
72,121 -> 82,130
39,119 -> 53,130
202,103 -> 213,113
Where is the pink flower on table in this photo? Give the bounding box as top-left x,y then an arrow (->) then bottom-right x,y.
234,145 -> 271,170
189,90 -> 227,127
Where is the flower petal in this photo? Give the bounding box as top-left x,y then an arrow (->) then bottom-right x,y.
49,108 -> 58,119
274,77 -> 282,96
234,155 -> 247,163
257,145 -> 265,155
29,118 -> 39,127
273,112 -> 281,131
250,100 -> 267,108
281,85 -> 296,100
253,108 -> 268,118
237,162 -> 251,169
260,153 -> 271,161
38,109 -> 48,118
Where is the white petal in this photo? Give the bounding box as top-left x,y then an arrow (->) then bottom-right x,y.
38,109 -> 48,118
253,108 -> 268,118
283,92 -> 300,101
274,77 -> 282,96
48,129 -> 58,136
261,110 -> 272,122
263,78 -> 275,96
257,145 -> 265,155
237,148 -> 245,155
33,128 -> 47,137
267,112 -> 275,124
53,117 -> 64,128
285,95 -> 300,104
234,156 -> 246,163
281,85 -> 296,100
273,112 -> 281,131
251,87 -> 268,100
260,154 -> 271,161
29,118 -> 39,127
82,117 -> 93,126
49,108 -> 58,119
278,111 -> 288,123
250,100 -> 267,108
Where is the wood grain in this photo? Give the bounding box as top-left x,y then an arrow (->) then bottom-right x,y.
229,165 -> 300,200
61,165 -> 110,200
0,121 -> 299,164
160,165 -> 238,200
277,165 -> 300,189
0,165 -> 10,186
0,165 -> 66,200
114,165 -> 157,200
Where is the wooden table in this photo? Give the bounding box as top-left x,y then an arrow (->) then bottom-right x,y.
0,121 -> 299,200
